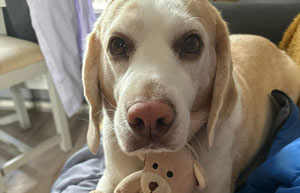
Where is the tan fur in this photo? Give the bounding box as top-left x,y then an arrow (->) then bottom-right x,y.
83,0 -> 300,192
204,9 -> 238,150
83,32 -> 102,154
230,34 -> 300,185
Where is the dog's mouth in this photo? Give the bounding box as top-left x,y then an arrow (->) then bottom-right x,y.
122,129 -> 185,154
126,137 -> 171,153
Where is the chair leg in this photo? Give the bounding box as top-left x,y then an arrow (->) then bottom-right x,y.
46,73 -> 72,152
0,171 -> 5,193
9,84 -> 31,130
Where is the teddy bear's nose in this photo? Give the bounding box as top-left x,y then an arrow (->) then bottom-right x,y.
149,181 -> 159,191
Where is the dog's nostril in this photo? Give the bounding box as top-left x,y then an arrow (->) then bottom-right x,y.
156,118 -> 164,130
130,118 -> 145,130
156,118 -> 168,132
149,182 -> 159,191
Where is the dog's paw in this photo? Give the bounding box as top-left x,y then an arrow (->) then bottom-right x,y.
89,190 -> 104,193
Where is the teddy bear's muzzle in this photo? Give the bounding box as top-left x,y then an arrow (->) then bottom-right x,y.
141,172 -> 171,193
149,181 -> 159,191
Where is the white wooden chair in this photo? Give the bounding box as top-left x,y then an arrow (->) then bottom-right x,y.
0,1 -> 72,192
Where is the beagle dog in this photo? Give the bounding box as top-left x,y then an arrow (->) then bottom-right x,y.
83,0 -> 300,192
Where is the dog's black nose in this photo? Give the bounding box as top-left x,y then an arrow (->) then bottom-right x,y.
149,181 -> 159,191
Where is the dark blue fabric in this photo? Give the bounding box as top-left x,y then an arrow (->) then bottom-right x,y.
236,91 -> 300,193
268,94 -> 300,158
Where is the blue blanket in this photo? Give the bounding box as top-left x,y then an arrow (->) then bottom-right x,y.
51,145 -> 104,192
51,90 -> 300,193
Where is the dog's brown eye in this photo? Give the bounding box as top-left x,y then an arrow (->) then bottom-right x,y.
110,37 -> 127,55
174,32 -> 203,60
183,35 -> 201,54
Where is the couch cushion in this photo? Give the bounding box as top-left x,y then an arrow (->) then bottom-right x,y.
240,0 -> 299,3
212,1 -> 300,44
0,35 -> 44,75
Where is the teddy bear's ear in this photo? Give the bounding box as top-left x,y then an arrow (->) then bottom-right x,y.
193,161 -> 206,190
138,153 -> 146,162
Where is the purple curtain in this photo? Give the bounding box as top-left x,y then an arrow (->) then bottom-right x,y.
26,0 -> 96,117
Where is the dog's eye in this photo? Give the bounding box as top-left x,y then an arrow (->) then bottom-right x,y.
183,35 -> 201,54
174,32 -> 203,60
167,171 -> 174,178
110,37 -> 127,55
152,163 -> 158,169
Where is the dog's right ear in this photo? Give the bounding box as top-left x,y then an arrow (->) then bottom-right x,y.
205,6 -> 237,150
83,31 -> 102,154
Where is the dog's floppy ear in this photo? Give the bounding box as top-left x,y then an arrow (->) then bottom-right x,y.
206,12 -> 237,150
83,31 -> 102,154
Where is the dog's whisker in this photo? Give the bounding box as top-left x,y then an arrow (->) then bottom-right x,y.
184,16 -> 200,24
191,113 -> 208,120
94,111 -> 104,117
191,120 -> 206,123
94,84 -> 117,109
107,109 -> 117,112
117,120 -> 130,126
191,116 -> 207,123
188,131 -> 204,164
76,116 -> 89,122
94,109 -> 116,117
187,0 -> 194,8
110,134 -> 118,142
76,116 -> 100,125
191,107 -> 206,112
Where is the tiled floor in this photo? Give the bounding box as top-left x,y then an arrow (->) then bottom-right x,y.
0,110 -> 89,193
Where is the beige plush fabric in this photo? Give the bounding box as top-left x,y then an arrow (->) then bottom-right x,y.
0,35 -> 44,75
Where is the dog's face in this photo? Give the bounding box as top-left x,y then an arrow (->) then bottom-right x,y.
83,0 -> 233,154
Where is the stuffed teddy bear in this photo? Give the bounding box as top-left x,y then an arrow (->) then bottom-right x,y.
113,146 -> 206,193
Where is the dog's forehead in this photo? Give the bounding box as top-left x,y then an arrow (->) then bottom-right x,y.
102,0 -> 203,40
135,0 -> 189,22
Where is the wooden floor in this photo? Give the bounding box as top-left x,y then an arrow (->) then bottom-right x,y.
0,110 -> 89,193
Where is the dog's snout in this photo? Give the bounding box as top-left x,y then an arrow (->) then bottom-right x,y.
127,101 -> 174,139
149,182 -> 159,191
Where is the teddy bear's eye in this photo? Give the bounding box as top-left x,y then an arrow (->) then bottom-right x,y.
152,163 -> 158,169
167,171 -> 174,178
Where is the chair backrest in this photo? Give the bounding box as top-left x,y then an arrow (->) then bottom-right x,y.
0,0 -> 7,35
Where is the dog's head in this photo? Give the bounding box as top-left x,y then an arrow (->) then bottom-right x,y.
83,0 -> 235,154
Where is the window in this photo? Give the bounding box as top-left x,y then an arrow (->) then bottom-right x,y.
92,0 -> 106,14
93,0 -> 106,2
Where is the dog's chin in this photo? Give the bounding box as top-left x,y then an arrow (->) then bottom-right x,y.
118,134 -> 186,156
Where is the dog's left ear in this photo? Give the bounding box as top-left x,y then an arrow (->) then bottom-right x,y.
82,31 -> 102,154
206,9 -> 237,150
